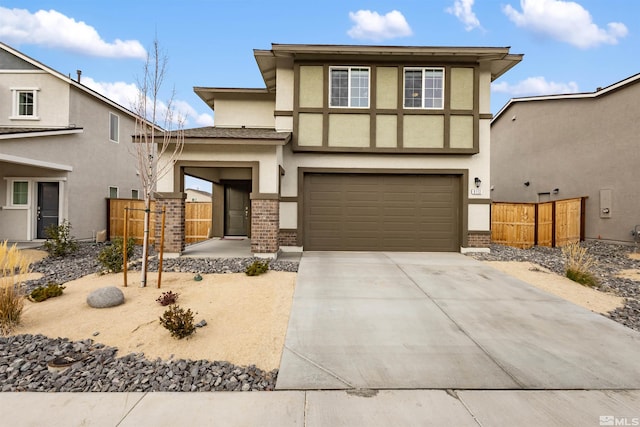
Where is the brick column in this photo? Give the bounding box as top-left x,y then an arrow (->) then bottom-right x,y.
467,231 -> 491,248
154,192 -> 186,254
250,196 -> 279,255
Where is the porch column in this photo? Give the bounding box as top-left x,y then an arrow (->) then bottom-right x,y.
154,192 -> 186,255
250,194 -> 279,255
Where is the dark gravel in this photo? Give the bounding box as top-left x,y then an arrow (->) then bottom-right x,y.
468,240 -> 640,332
3,242 -> 298,392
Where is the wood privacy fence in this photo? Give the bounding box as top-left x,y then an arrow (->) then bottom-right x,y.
107,199 -> 212,244
491,197 -> 586,249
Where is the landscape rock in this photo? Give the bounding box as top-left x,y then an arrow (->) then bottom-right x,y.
86,287 -> 125,308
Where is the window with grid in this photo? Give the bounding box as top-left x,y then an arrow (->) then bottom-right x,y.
131,189 -> 139,199
109,113 -> 119,142
11,89 -> 38,118
404,68 -> 444,109
330,67 -> 369,108
12,181 -> 28,205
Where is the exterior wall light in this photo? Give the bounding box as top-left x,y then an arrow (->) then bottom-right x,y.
474,177 -> 481,188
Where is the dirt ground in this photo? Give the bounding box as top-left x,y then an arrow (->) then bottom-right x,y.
11,249 -> 630,370
14,271 -> 296,371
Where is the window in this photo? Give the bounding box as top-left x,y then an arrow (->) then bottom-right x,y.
329,67 -> 369,108
11,89 -> 39,119
131,189 -> 139,199
404,68 -> 444,109
109,113 -> 119,142
109,186 -> 118,198
12,181 -> 29,205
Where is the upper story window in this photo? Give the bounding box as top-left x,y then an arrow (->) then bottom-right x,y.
329,67 -> 370,108
404,68 -> 444,109
109,186 -> 119,198
11,88 -> 39,119
109,113 -> 119,143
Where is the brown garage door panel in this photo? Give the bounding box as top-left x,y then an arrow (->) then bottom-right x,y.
304,173 -> 461,251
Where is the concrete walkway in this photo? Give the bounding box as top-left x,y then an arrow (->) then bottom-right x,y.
277,252 -> 640,390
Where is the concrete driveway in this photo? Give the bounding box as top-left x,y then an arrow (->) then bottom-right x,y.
276,252 -> 640,390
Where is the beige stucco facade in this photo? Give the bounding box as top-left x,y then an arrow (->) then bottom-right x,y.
168,44 -> 521,254
491,74 -> 640,243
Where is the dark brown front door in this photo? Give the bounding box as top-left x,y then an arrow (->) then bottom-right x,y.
303,173 -> 461,251
224,181 -> 251,236
37,182 -> 59,239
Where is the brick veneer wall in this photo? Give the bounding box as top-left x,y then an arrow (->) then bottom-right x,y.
154,192 -> 186,254
251,198 -> 279,254
467,231 -> 491,248
278,229 -> 298,246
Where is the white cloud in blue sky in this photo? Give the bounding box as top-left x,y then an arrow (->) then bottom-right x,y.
446,0 -> 482,31
503,0 -> 628,49
0,6 -> 146,59
347,10 -> 412,41
492,76 -> 579,97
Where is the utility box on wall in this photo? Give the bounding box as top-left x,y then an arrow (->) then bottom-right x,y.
600,189 -> 612,218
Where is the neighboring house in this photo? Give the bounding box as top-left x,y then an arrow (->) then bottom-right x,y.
491,73 -> 640,244
185,188 -> 212,202
158,43 -> 522,255
0,42 -> 141,242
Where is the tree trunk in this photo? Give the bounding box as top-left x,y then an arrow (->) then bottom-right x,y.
140,198 -> 150,287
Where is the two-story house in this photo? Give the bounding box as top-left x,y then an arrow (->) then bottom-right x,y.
157,44 -> 522,256
0,42 -> 141,242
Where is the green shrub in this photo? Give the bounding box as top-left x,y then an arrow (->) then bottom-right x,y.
159,305 -> 196,339
98,237 -> 136,273
29,282 -> 65,302
43,220 -> 78,257
156,291 -> 179,306
245,260 -> 269,276
562,242 -> 598,287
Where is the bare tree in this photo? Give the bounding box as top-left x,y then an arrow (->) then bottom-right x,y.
132,37 -> 185,287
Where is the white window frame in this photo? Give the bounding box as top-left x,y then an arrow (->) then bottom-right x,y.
109,186 -> 119,198
329,66 -> 370,108
109,112 -> 120,143
4,179 -> 30,209
403,67 -> 445,110
10,88 -> 40,120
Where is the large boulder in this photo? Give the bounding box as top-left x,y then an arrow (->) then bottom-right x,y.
87,286 -> 125,308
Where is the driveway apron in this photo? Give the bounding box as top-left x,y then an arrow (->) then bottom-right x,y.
276,252 -> 640,390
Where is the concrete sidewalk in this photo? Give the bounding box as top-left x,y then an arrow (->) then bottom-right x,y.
277,252 -> 640,390
2,389 -> 639,426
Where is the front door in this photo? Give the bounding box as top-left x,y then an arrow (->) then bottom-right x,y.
224,181 -> 251,236
37,182 -> 60,239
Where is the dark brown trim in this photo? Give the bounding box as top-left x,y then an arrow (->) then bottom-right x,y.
551,201 -> 557,248
297,167 -> 469,249
468,198 -> 491,204
279,228 -> 297,233
250,193 -> 279,200
580,197 -> 587,241
534,203 -> 539,245
279,196 -> 298,203
274,110 -> 293,116
479,113 -> 493,120
473,65 -> 480,152
370,64 -> 377,149
467,230 -> 491,235
443,65 -> 451,149
292,145 -> 478,155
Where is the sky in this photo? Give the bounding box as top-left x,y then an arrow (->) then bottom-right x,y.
0,0 -> 636,189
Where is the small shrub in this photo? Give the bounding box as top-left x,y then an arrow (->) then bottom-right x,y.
562,242 -> 598,287
156,291 -> 179,306
98,237 -> 136,273
0,241 -> 30,335
29,282 -> 65,302
44,220 -> 78,257
245,260 -> 269,276
159,305 -> 196,339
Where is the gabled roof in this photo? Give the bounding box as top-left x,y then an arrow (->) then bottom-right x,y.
493,72 -> 640,123
0,42 -> 143,123
254,43 -> 523,91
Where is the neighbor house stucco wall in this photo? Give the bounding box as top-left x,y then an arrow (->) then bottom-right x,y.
491,80 -> 640,243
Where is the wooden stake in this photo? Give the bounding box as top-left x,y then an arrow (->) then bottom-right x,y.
123,207 -> 128,287
158,208 -> 166,288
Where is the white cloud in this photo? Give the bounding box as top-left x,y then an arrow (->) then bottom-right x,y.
446,0 -> 482,31
502,0 -> 628,49
83,77 -> 213,127
0,7 -> 146,58
347,10 -> 412,41
492,76 -> 579,96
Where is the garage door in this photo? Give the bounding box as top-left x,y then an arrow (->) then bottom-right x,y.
303,173 -> 461,251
